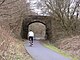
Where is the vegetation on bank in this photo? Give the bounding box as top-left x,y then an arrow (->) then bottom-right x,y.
0,26 -> 32,60
43,41 -> 78,60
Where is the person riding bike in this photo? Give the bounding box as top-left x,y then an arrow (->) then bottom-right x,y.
28,30 -> 34,46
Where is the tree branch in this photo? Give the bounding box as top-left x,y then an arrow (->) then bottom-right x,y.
0,0 -> 5,6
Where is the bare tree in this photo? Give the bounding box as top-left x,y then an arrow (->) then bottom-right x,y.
0,0 -> 5,6
45,0 -> 80,35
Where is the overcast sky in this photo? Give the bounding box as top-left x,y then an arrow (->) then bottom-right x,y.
26,0 -> 43,15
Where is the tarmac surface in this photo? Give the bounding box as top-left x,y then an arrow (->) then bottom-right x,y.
25,41 -> 71,60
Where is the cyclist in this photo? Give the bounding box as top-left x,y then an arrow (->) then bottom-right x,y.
28,30 -> 34,46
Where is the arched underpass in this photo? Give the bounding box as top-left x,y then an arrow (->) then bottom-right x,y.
28,22 -> 46,40
21,15 -> 53,40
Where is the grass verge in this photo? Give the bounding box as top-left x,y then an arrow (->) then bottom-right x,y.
43,42 -> 78,60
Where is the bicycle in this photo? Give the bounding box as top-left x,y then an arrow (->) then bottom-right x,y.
29,38 -> 33,46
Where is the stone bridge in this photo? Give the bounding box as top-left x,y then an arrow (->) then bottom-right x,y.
21,15 -> 53,40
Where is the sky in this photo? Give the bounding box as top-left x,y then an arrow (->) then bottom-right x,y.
26,0 -> 43,15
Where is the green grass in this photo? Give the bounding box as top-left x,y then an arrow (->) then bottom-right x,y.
43,43 -> 78,60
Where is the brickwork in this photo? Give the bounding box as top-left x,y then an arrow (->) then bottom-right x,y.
21,15 -> 53,40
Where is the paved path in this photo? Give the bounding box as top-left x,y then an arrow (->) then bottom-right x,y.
24,41 -> 71,60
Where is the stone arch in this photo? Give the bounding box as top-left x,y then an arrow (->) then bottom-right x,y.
28,21 -> 46,27
28,21 -> 46,39
20,15 -> 52,40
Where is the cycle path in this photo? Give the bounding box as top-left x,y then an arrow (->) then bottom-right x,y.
24,41 -> 71,60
